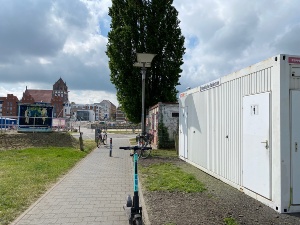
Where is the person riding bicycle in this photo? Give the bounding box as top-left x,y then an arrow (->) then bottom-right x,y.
97,129 -> 107,147
101,129 -> 107,145
96,129 -> 103,147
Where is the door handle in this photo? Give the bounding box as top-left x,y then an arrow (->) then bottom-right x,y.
261,140 -> 269,149
296,142 -> 298,152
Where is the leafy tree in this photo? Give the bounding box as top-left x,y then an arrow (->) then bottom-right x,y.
106,0 -> 185,123
158,116 -> 174,149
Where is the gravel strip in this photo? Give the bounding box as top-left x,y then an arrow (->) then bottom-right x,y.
139,158 -> 300,225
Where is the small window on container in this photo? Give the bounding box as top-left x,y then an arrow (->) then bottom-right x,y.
172,112 -> 179,117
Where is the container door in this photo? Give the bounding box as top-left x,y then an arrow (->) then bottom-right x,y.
179,106 -> 188,158
291,91 -> 300,204
243,92 -> 271,199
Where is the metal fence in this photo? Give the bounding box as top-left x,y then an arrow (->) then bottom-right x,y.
0,116 -> 69,133
0,116 -> 141,133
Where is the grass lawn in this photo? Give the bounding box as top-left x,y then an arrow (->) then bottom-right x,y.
140,163 -> 206,193
130,137 -> 205,193
137,144 -> 205,193
0,140 -> 95,225
151,148 -> 178,158
129,137 -> 178,158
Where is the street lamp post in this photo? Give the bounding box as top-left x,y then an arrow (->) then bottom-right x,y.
133,53 -> 156,135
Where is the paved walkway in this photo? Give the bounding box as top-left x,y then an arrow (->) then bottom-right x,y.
11,137 -> 134,225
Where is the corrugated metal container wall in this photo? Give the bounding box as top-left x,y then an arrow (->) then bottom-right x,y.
187,91 -> 207,168
188,66 -> 273,186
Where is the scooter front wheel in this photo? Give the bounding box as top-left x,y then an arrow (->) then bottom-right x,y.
134,217 -> 142,225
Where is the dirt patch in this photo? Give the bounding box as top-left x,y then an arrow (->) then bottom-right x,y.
139,157 -> 300,225
0,132 -> 79,150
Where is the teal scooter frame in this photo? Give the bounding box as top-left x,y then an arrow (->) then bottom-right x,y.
120,146 -> 152,225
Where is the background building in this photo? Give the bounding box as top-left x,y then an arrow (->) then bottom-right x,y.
147,102 -> 179,148
99,100 -> 116,120
52,78 -> 69,103
71,100 -> 116,121
76,110 -> 95,122
71,104 -> 102,121
0,78 -> 118,123
0,97 -> 5,116
21,78 -> 69,118
0,94 -> 19,117
116,106 -> 126,122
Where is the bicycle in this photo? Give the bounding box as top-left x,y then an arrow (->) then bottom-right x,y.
120,145 -> 152,159
135,133 -> 153,158
96,130 -> 107,147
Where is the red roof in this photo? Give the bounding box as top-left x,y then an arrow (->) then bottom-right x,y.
26,90 -> 53,103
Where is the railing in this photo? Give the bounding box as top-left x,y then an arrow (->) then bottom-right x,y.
0,116 -> 69,133
90,123 -> 141,131
0,116 -> 18,133
0,116 -> 142,133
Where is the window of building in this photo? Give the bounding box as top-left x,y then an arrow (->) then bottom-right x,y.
172,112 -> 179,117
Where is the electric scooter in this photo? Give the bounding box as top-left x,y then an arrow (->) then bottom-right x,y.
119,146 -> 152,225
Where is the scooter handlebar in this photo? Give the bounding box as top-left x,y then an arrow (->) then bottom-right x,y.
119,146 -> 152,150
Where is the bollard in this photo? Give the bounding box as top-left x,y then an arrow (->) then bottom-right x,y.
79,132 -> 84,151
109,138 -> 112,157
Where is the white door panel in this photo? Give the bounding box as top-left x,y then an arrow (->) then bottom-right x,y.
243,92 -> 271,199
179,107 -> 188,158
291,91 -> 300,204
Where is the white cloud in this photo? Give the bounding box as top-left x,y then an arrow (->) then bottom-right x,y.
0,0 -> 114,95
69,90 -> 117,106
1,0 -> 300,107
39,58 -> 52,65
175,0 -> 300,92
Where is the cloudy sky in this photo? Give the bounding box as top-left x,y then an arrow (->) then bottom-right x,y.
0,0 -> 299,106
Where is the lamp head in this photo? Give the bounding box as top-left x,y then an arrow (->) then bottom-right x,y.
136,53 -> 156,63
133,53 -> 156,67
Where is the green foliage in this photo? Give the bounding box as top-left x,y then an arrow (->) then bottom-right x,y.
157,117 -> 174,149
107,0 -> 185,123
140,163 -> 206,193
0,146 -> 91,225
224,217 -> 238,225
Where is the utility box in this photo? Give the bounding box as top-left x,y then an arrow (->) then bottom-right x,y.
179,54 -> 300,213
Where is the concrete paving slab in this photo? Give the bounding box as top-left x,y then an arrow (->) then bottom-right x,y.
11,137 -> 135,225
